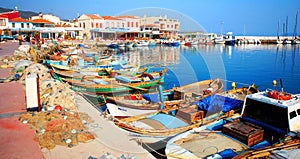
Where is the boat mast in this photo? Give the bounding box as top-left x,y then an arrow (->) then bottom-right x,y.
293,11 -> 298,39
277,18 -> 281,40
286,16 -> 289,36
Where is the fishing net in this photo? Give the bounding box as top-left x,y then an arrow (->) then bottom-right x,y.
19,111 -> 95,150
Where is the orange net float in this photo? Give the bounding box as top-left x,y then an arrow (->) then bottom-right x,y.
267,90 -> 291,100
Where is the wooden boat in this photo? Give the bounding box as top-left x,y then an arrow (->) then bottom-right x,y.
61,74 -> 165,95
165,89 -> 300,159
46,59 -> 128,72
110,86 -> 256,144
110,91 -> 249,150
105,79 -> 224,118
51,66 -> 162,81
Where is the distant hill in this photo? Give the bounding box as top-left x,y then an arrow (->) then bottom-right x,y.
0,7 -> 39,19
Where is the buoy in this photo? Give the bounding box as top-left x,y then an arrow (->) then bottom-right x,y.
272,80 -> 277,86
14,73 -> 21,80
54,105 -> 62,111
231,82 -> 236,89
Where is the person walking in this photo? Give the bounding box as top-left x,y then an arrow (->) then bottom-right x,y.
25,35 -> 30,45
17,34 -> 22,45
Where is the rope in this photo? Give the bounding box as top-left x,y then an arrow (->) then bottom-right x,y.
137,138 -> 168,157
219,78 -> 253,86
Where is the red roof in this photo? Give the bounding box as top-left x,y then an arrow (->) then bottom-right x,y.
102,16 -> 121,20
85,14 -> 102,19
30,19 -> 54,24
0,11 -> 19,20
10,17 -> 31,22
55,24 -> 71,27
0,15 -> 8,18
116,15 -> 138,19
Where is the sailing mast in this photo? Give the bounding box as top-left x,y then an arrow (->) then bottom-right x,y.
293,11 -> 298,40
291,10 -> 299,44
277,18 -> 281,40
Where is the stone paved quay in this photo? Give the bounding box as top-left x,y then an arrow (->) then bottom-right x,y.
0,40 -> 155,159
0,41 -> 44,159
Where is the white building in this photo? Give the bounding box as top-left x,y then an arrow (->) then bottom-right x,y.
77,14 -> 104,39
9,17 -> 34,35
30,12 -> 60,25
0,15 -> 9,35
140,15 -> 180,39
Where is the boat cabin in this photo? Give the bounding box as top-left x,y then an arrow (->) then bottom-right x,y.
237,91 -> 300,144
242,91 -> 300,132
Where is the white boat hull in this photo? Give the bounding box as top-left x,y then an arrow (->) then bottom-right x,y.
106,103 -> 157,118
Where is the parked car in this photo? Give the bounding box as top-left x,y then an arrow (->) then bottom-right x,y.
13,34 -> 26,41
0,35 -> 14,41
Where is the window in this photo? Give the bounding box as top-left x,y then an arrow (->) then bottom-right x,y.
79,23 -> 81,28
12,22 -> 15,28
131,22 -> 134,27
21,23 -> 24,28
83,22 -> 85,28
297,109 -> 300,115
0,19 -> 5,26
290,111 -> 297,119
96,23 -> 98,28
127,22 -> 130,27
136,22 -> 138,27
100,23 -> 102,28
91,22 -> 94,28
27,23 -> 30,28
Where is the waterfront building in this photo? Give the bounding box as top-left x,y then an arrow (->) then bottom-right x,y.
140,15 -> 180,39
0,9 -> 19,36
77,14 -> 104,40
89,15 -> 140,40
9,17 -> 34,35
115,15 -> 140,40
0,15 -> 9,35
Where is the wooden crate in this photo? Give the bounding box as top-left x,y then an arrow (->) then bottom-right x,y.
222,121 -> 264,147
173,90 -> 199,100
176,107 -> 204,124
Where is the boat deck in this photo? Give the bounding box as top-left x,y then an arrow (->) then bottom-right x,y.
174,132 -> 247,158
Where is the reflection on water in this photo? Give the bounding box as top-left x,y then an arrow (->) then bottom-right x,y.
117,44 -> 300,93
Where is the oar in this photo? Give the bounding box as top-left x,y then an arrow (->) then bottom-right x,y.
280,78 -> 284,92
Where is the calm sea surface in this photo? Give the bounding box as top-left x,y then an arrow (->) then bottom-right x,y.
119,44 -> 300,94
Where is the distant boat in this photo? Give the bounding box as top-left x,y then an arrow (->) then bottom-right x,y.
107,43 -> 118,49
214,35 -> 225,44
224,32 -> 235,45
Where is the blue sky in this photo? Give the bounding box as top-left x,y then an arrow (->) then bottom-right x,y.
1,0 -> 300,35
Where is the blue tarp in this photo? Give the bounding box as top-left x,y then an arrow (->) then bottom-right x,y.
142,91 -> 173,103
147,113 -> 188,129
193,94 -> 243,116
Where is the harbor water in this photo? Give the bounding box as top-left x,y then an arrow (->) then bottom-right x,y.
120,44 -> 300,93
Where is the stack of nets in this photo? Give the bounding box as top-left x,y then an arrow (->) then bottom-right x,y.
19,111 -> 95,150
40,79 -> 76,111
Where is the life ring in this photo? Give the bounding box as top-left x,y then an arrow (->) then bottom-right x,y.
267,90 -> 291,100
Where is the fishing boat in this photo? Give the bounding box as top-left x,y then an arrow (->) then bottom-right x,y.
46,58 -> 128,72
111,86 -> 254,150
61,72 -> 165,95
105,79 -> 224,118
224,32 -> 235,45
165,88 -> 300,159
50,65 -> 161,81
214,35 -> 225,44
